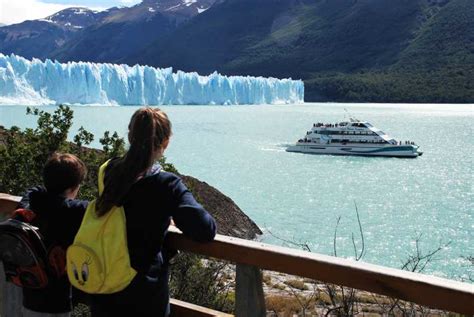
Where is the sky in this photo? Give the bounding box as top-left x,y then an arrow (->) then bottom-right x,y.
0,0 -> 141,25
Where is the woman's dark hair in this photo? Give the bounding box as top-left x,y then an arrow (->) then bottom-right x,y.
96,107 -> 172,216
43,153 -> 87,195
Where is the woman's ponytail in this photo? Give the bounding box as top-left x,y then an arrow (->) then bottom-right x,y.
96,107 -> 172,216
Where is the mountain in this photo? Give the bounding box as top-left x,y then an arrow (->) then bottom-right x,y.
0,0 -> 472,102
52,0 -> 217,63
43,7 -> 109,29
0,0 -> 216,63
0,8 -> 109,59
131,0 -> 473,103
304,0 -> 474,102
135,0 -> 425,75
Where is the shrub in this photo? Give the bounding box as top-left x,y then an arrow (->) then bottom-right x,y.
168,253 -> 234,313
0,105 -> 125,198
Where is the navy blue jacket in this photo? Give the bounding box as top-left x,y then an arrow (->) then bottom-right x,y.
19,186 -> 88,313
89,165 -> 217,317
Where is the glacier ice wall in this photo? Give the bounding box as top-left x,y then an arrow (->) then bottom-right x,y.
0,54 -> 304,105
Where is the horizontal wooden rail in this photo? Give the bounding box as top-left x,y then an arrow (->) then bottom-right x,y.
170,299 -> 233,317
165,227 -> 474,314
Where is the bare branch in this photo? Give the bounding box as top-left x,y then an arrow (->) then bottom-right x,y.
333,216 -> 341,257
266,228 -> 312,252
354,200 -> 365,260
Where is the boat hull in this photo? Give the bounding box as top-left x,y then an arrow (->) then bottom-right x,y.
286,144 -> 422,158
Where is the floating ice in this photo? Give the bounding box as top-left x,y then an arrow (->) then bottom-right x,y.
0,54 -> 304,105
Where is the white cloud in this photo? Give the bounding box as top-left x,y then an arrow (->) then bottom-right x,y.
0,0 -> 104,25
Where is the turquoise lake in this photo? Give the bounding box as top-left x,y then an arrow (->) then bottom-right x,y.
0,103 -> 472,280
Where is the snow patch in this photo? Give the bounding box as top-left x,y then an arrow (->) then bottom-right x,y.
184,0 -> 197,7
37,19 -> 55,24
165,3 -> 183,11
72,8 -> 89,15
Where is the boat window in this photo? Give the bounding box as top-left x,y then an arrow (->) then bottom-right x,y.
365,123 -> 373,127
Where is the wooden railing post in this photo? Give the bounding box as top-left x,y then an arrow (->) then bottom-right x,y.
235,264 -> 265,317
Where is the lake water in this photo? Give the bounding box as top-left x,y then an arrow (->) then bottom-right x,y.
0,103 -> 473,281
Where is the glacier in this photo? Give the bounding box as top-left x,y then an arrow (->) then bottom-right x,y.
0,54 -> 304,105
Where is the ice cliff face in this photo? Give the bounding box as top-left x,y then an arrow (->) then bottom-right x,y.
0,54 -> 304,105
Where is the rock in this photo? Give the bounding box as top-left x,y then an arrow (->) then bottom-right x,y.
181,175 -> 262,240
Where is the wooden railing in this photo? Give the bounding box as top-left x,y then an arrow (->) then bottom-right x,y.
165,227 -> 474,315
1,194 -> 473,316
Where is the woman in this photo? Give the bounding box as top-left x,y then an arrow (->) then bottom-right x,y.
88,107 -> 217,316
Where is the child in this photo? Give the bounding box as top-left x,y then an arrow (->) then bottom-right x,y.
19,153 -> 88,316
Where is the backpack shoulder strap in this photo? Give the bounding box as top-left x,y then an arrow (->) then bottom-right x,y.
98,160 -> 111,195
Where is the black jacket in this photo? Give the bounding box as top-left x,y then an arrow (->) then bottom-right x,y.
89,165 -> 217,317
19,186 -> 88,313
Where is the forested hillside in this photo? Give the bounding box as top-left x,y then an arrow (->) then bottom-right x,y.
131,0 -> 473,103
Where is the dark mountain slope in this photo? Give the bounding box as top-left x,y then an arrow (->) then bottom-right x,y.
52,0 -> 215,63
0,8 -> 110,60
53,0 -> 217,63
132,0 -> 473,102
133,0 -> 425,77
53,9 -> 176,63
0,21 -> 71,59
131,0 -> 297,74
45,7 -> 110,28
0,0 -> 217,64
393,0 -> 474,72
305,0 -> 474,102
228,0 -> 427,78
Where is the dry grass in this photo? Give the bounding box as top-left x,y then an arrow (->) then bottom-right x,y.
272,283 -> 287,291
262,273 -> 272,285
265,295 -> 303,316
284,279 -> 308,291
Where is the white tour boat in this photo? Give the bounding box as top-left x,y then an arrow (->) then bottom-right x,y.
287,118 -> 423,158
